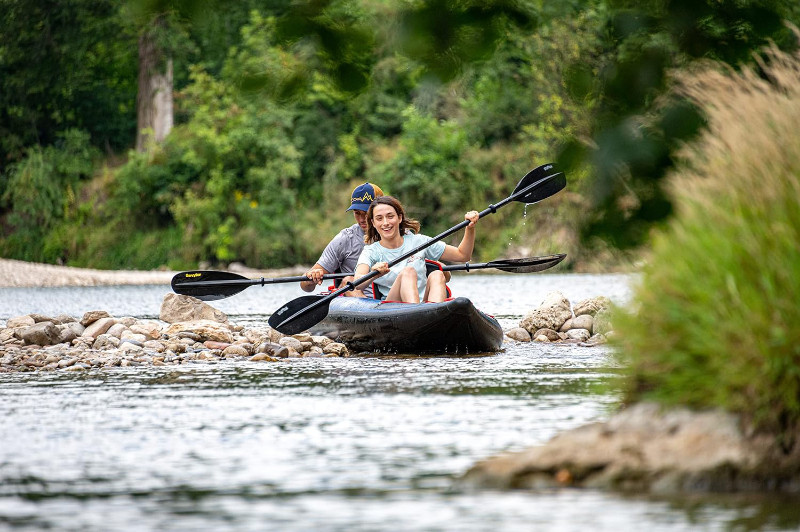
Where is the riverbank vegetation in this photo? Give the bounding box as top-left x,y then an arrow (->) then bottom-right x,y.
614,42 -> 800,439
2,1 -> 798,271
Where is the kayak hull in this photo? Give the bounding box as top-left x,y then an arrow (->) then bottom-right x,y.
308,296 -> 503,354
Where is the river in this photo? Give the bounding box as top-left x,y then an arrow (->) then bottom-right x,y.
1,273 -> 797,531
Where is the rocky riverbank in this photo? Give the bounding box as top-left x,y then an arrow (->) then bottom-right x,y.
0,293 -> 350,372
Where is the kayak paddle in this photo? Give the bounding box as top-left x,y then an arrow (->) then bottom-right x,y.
268,162 -> 566,334
170,253 -> 567,301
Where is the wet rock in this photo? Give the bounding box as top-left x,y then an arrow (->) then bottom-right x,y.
20,322 -> 59,346
534,335 -> 550,342
29,313 -> 55,323
580,334 -> 607,347
159,293 -> 228,324
222,345 -> 249,357
520,291 -> 572,334
505,328 -> 531,342
322,342 -> 348,357
250,353 -> 279,362
459,402 -> 800,494
279,336 -> 303,352
256,342 -> 288,358
81,310 -> 112,327
311,336 -> 333,348
292,332 -> 313,343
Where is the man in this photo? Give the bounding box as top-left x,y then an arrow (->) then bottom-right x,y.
300,182 -> 384,297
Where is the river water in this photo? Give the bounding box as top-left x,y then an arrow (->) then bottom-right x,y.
1,274 -> 797,531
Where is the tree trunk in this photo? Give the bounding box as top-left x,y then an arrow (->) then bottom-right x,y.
136,24 -> 173,152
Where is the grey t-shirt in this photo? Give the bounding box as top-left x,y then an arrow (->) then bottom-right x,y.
317,223 -> 374,298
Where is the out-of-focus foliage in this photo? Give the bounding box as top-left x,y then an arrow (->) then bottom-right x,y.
2,0 -> 798,269
563,0 -> 800,248
613,44 -> 800,438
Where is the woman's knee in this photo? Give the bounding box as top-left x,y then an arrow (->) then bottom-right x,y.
427,270 -> 445,285
400,266 -> 418,281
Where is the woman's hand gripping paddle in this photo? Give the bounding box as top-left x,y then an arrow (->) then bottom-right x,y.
267,163 -> 566,334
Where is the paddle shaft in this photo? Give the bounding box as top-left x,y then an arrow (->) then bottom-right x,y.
275,176 -> 551,322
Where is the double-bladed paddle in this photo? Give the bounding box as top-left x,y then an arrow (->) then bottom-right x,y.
170,253 -> 567,301
268,162 -> 566,334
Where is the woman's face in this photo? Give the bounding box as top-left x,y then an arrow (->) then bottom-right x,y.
371,204 -> 401,239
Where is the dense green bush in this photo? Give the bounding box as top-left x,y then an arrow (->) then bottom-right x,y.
0,130 -> 98,262
614,45 -> 800,438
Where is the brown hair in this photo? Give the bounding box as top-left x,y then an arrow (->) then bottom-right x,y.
364,196 -> 420,244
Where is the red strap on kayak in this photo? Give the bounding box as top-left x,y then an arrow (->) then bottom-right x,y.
424,259 -> 452,298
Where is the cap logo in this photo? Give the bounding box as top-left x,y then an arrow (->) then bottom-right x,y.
352,191 -> 375,204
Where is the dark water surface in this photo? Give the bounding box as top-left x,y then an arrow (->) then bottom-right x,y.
1,274 -> 798,531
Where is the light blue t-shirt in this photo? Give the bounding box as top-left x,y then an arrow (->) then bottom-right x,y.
356,233 -> 446,300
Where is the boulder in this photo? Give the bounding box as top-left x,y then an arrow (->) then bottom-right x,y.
19,322 -> 59,346
572,314 -> 594,333
565,328 -> 591,342
459,402 -> 799,494
593,309 -> 613,336
130,320 -> 163,340
82,317 -> 116,339
520,291 -> 572,334
256,342 -> 289,358
159,293 -> 228,324
505,327 -> 531,342
279,336 -> 304,352
222,345 -> 250,357
323,342 -> 349,356
81,310 -> 112,327
165,320 -> 234,343
533,328 -> 560,342
6,315 -> 35,329
573,296 -> 611,317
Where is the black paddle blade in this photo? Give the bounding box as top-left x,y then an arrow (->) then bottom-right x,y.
171,270 -> 250,301
512,163 -> 566,204
490,254 -> 567,273
268,295 -> 333,334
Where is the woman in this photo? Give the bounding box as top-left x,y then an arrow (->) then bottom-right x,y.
354,196 -> 479,303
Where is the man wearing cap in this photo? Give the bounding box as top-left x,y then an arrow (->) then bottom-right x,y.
301,182 -> 384,297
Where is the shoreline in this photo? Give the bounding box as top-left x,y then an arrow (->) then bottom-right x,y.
0,258 -> 308,288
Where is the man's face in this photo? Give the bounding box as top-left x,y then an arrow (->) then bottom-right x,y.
353,209 -> 369,231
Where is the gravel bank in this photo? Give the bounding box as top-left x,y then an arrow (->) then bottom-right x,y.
0,258 -> 307,288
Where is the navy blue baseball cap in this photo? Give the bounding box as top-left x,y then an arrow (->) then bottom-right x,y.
347,182 -> 384,211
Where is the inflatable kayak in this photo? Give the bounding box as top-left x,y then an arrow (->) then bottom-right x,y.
308,296 -> 503,354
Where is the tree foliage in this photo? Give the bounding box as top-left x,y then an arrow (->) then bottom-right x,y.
1,0 -> 798,269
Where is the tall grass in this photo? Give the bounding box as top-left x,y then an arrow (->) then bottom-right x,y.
615,37 -> 800,438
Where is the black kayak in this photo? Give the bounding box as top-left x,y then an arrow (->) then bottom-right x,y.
308,296 -> 503,354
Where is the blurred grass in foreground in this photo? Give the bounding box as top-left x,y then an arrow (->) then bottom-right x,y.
614,33 -> 800,440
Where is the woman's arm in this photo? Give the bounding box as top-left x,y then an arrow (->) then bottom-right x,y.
439,210 -> 479,262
